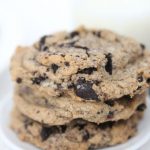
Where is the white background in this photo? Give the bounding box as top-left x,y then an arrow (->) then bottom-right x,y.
1,0 -> 150,72
0,0 -> 73,72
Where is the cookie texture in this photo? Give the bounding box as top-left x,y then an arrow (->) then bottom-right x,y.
10,27 -> 150,101
14,85 -> 146,125
11,108 -> 143,150
10,27 -> 150,149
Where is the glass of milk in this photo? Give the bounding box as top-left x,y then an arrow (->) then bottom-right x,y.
72,0 -> 150,49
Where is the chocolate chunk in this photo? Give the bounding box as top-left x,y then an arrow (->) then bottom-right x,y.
97,111 -> 100,114
57,92 -> 64,97
128,135 -> 132,140
82,130 -> 90,141
140,43 -> 145,50
68,83 -> 74,89
64,62 -> 70,66
98,121 -> 114,129
74,78 -> 99,100
40,127 -> 51,141
32,75 -> 48,85
136,103 -> 146,111
77,67 -> 97,75
137,86 -> 142,90
107,111 -> 114,119
105,53 -> 112,75
137,76 -> 143,82
60,125 -> 67,133
93,31 -> 101,37
46,68 -> 50,72
39,35 -> 47,50
42,46 -> 48,51
104,100 -> 115,107
51,64 -> 59,74
70,31 -> 79,38
40,36 -> 47,45
16,77 -> 22,84
147,78 -> 150,83
40,126 -> 59,141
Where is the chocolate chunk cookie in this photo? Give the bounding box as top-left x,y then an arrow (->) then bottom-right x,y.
10,26 -> 149,150
11,108 -> 143,150
10,27 -> 150,101
14,85 -> 146,125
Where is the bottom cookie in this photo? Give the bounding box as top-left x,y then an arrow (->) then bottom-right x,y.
11,108 -> 144,150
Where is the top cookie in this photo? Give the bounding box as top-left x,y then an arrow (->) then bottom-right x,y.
10,26 -> 150,101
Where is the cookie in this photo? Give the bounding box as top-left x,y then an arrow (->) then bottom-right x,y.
10,27 -> 150,101
11,108 -> 143,150
14,85 -> 146,125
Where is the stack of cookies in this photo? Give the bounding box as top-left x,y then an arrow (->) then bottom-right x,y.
10,27 -> 150,150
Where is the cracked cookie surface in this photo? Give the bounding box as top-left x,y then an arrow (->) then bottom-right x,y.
10,27 -> 150,101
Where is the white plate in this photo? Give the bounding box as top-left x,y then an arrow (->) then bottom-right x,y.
0,69 -> 150,150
